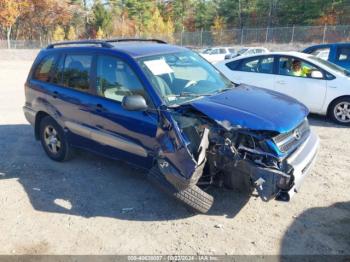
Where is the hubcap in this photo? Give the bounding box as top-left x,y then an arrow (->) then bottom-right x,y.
44,125 -> 61,154
334,102 -> 350,123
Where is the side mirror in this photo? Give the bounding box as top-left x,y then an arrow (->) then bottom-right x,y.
122,95 -> 148,111
311,70 -> 323,79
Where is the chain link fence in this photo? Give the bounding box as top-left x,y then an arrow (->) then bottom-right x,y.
175,25 -> 350,48
1,25 -> 350,49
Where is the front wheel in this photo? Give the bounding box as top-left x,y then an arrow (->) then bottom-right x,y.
39,116 -> 72,161
148,167 -> 214,213
329,97 -> 350,126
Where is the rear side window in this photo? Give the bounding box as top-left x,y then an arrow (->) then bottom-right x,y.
336,46 -> 350,62
226,60 -> 240,70
57,54 -> 93,91
33,55 -> 57,82
237,57 -> 260,72
258,57 -> 274,73
233,56 -> 274,74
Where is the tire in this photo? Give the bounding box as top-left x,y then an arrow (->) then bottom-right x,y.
148,167 -> 213,213
39,116 -> 72,161
328,97 -> 350,126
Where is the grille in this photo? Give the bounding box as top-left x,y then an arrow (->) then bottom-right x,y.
273,119 -> 310,153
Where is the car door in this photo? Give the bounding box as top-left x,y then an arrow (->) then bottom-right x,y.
41,52 -> 96,147
224,55 -> 276,90
274,55 -> 327,112
88,54 -> 159,168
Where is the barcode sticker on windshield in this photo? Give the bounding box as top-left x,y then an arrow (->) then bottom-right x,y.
144,59 -> 173,75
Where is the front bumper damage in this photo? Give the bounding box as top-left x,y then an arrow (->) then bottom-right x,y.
277,130 -> 319,200
154,106 -> 319,209
230,130 -> 319,201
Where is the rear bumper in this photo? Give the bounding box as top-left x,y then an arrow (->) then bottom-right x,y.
280,130 -> 320,200
23,106 -> 36,126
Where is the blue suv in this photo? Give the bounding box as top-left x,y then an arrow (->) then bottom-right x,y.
303,43 -> 350,70
24,39 -> 319,213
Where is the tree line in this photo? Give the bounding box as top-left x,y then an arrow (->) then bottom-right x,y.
0,0 -> 349,47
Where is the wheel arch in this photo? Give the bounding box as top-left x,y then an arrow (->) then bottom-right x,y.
327,95 -> 350,116
34,111 -> 51,140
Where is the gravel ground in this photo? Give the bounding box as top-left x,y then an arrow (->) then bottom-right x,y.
0,59 -> 349,255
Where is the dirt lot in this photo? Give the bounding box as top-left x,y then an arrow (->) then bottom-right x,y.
0,58 -> 349,255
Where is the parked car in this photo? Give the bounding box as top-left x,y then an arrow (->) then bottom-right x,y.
215,51 -> 350,125
199,47 -> 236,63
303,43 -> 350,70
224,47 -> 269,60
23,40 -> 319,213
215,52 -> 350,125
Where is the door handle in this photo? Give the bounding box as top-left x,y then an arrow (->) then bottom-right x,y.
95,104 -> 106,112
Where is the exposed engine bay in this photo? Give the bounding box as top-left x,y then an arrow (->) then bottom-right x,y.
156,105 -> 299,202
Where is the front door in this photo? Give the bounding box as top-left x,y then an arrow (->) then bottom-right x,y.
88,54 -> 159,168
274,56 -> 327,112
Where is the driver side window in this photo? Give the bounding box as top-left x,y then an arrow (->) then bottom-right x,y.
96,55 -> 147,103
278,57 -> 320,78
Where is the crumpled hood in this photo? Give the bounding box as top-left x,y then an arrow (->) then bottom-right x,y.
189,85 -> 309,133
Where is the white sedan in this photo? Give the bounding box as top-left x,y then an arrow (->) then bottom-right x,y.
215,52 -> 350,125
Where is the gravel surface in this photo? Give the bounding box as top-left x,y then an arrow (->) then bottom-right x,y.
0,60 -> 349,255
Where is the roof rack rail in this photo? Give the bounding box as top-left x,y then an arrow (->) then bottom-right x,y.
105,38 -> 167,44
47,40 -> 113,49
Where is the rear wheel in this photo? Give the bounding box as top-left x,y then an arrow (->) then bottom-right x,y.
39,116 -> 72,161
329,97 -> 350,126
148,167 -> 214,213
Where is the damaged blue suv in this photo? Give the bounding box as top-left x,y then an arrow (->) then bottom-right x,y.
23,39 -> 319,213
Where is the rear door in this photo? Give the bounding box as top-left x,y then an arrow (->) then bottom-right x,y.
274,55 -> 327,112
32,52 -> 96,148
51,53 -> 97,147
88,53 -> 159,167
224,55 -> 276,90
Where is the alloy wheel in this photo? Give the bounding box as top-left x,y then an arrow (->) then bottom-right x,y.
334,101 -> 350,123
43,125 -> 61,154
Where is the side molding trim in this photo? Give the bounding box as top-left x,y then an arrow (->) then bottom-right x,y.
65,121 -> 148,157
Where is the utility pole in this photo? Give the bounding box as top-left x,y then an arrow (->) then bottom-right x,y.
291,25 -> 295,43
322,24 -> 327,43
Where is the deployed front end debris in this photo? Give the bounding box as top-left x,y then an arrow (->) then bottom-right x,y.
148,104 -> 316,213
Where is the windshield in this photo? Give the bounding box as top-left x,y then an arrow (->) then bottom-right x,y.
138,51 -> 233,106
309,56 -> 350,77
238,48 -> 248,55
